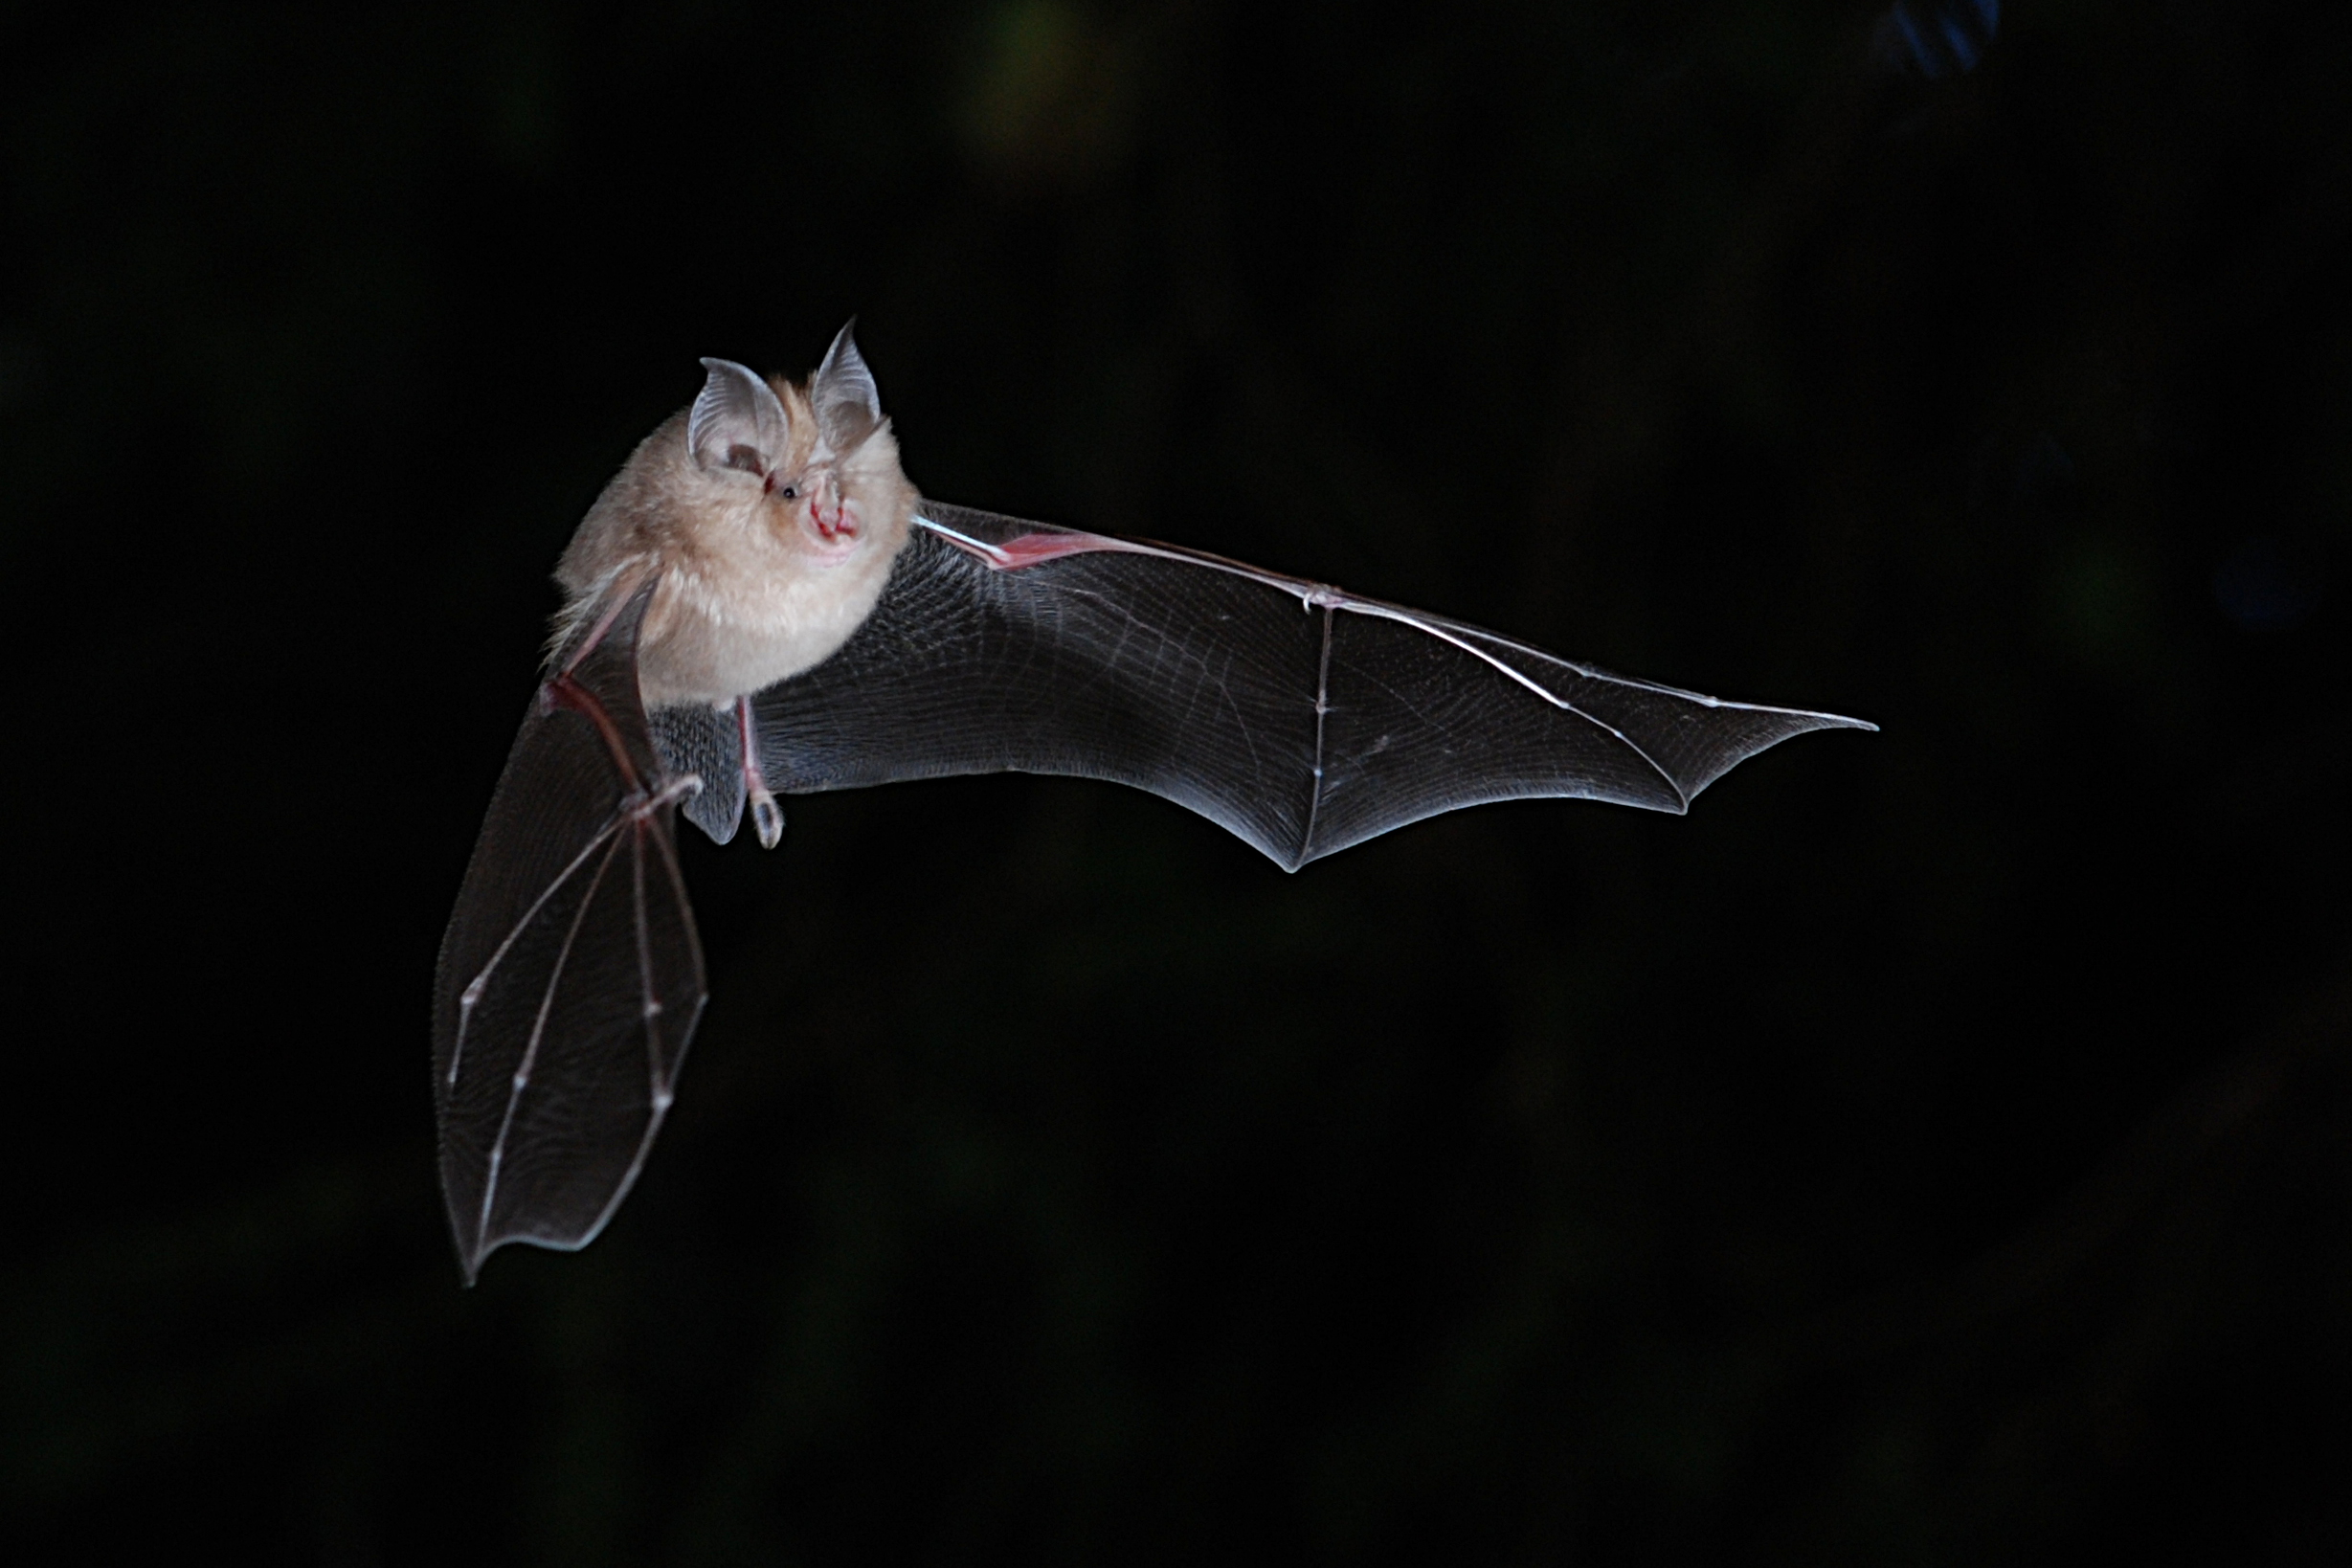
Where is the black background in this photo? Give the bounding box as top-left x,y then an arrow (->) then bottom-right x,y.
4,1 -> 2348,1561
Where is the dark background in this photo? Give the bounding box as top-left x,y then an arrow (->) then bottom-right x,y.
4,1 -> 2347,1560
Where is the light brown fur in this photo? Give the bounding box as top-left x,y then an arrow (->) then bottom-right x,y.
553,372 -> 918,709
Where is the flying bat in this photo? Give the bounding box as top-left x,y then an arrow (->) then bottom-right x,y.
432,326 -> 1873,1282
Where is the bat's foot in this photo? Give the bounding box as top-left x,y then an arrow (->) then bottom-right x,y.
749,786 -> 784,849
733,695 -> 784,849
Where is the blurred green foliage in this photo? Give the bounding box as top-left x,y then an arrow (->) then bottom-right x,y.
2,0 -> 2347,1561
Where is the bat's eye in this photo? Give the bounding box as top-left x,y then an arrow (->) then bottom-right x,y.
722,444 -> 766,476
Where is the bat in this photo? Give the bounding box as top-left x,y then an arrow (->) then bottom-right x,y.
433,325 -> 1873,1282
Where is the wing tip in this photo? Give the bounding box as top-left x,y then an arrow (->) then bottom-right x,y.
446,1090 -> 681,1286
1754,705 -> 1878,734
452,1219 -> 607,1287
1818,712 -> 1880,734
1674,706 -> 1876,808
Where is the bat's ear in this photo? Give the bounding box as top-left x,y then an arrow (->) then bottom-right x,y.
688,358 -> 792,476
811,321 -> 883,449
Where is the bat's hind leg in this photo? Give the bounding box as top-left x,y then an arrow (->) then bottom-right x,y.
735,697 -> 785,849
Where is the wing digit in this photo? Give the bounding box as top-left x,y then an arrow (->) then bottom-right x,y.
432,580 -> 708,1282
750,502 -> 1872,870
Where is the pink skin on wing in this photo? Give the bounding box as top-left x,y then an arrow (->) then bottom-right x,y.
925,521 -> 1139,573
991,530 -> 1121,568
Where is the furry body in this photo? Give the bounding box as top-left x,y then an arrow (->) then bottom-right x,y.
553,337 -> 918,710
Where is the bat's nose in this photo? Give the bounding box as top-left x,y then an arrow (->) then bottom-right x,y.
807,471 -> 855,541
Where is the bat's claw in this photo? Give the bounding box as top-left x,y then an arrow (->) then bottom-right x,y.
750,786 -> 785,849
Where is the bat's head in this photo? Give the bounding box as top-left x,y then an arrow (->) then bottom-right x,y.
683,325 -> 915,566
551,326 -> 920,706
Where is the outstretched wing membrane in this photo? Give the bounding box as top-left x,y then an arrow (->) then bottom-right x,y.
750,502 -> 1871,869
432,582 -> 707,1282
439,504 -> 1869,1278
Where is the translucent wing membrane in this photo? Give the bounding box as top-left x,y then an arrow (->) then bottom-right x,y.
751,503 -> 1872,870
432,583 -> 707,1282
441,503 -> 1868,1278
650,702 -> 746,845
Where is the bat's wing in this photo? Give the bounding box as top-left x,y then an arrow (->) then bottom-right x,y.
750,502 -> 1873,869
650,702 -> 747,846
432,581 -> 706,1282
